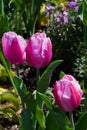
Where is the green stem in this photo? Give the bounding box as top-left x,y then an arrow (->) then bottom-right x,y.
36,68 -> 40,87
84,25 -> 87,45
0,50 -> 17,93
69,111 -> 75,130
0,49 -> 26,111
16,64 -> 20,77
36,68 -> 40,130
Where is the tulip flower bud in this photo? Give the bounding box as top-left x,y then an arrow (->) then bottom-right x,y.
54,74 -> 83,112
26,32 -> 52,68
2,32 -> 26,64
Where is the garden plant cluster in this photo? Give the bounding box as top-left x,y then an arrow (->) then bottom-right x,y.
0,0 -> 87,130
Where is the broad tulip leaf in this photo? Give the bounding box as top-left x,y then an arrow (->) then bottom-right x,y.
13,76 -> 37,113
37,60 -> 63,93
21,109 -> 36,130
78,0 -> 87,45
36,91 -> 52,110
75,111 -> 87,130
45,89 -> 54,97
13,76 -> 30,104
46,111 -> 66,130
83,0 -> 87,25
36,105 -> 46,129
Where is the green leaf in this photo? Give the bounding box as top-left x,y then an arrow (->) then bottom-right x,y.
21,109 -> 36,130
37,60 -> 63,93
13,76 -> 37,113
59,71 -> 65,79
84,25 -> 87,45
0,0 -> 5,16
75,111 -> 87,130
46,111 -> 66,130
45,89 -> 54,97
38,126 -> 45,130
26,92 -> 37,113
0,91 -> 20,110
36,105 -> 46,129
37,91 -> 52,110
0,106 -> 19,122
13,76 -> 30,106
0,49 -> 17,91
78,0 -> 87,25
13,76 -> 28,98
78,3 -> 83,21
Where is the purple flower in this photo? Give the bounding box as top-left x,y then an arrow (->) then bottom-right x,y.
45,11 -> 50,16
56,21 -> 62,25
64,16 -> 69,23
45,4 -> 55,10
56,11 -> 69,25
63,11 -> 68,16
74,6 -> 79,11
56,13 -> 63,24
67,1 -> 79,11
57,13 -> 63,18
68,1 -> 76,8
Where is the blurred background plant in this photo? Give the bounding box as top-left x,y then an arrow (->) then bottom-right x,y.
43,0 -> 87,83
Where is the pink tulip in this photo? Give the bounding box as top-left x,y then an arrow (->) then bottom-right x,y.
2,32 -> 26,64
26,32 -> 52,68
54,74 -> 83,112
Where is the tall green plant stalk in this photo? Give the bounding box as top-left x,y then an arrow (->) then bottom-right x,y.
69,111 -> 75,130
0,49 -> 16,91
16,64 -> 20,77
36,68 -> 40,87
0,48 -> 26,111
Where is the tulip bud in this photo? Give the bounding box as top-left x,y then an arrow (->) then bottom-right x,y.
2,32 -> 26,64
26,32 -> 52,68
54,74 -> 83,112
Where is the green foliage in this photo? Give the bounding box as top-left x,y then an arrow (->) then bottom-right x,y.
36,105 -> 46,129
0,0 -> 9,39
0,87 -> 20,122
75,111 -> 87,130
0,0 -> 44,37
0,106 -> 19,122
0,50 -> 20,122
46,16 -> 87,81
37,60 -> 63,93
78,0 -> 87,45
78,0 -> 87,24
0,64 -> 15,83
13,76 -> 37,129
46,111 -> 70,130
36,91 -> 52,110
0,88 -> 20,110
21,109 -> 36,130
